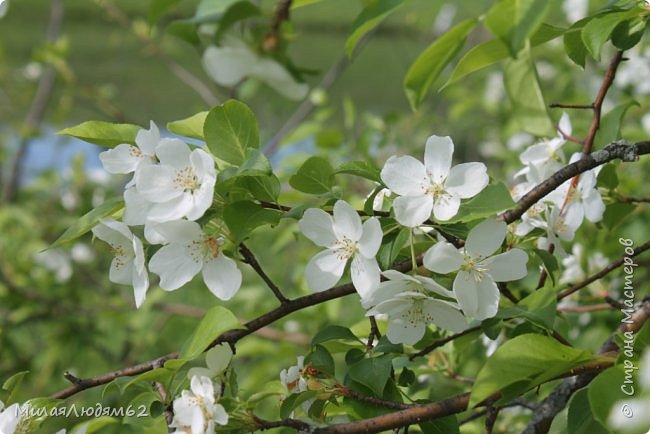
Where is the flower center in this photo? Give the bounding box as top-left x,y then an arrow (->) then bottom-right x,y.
111,244 -> 130,269
174,166 -> 201,193
188,235 -> 224,263
460,255 -> 489,282
422,181 -> 444,198
401,299 -> 433,325
335,237 -> 358,260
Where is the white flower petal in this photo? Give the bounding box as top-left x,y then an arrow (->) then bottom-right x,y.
393,194 -> 433,227
582,188 -> 605,222
299,208 -> 337,247
445,162 -> 489,199
520,142 -> 553,165
132,265 -> 149,309
387,317 -> 426,345
380,155 -> 427,196
136,120 -> 160,155
202,254 -> 242,300
305,250 -> 347,291
454,272 -> 500,320
151,220 -> 203,244
359,217 -> 382,257
136,165 -> 182,202
424,135 -> 453,183
202,44 -> 257,87
333,200 -> 362,240
213,403 -> 229,426
432,194 -> 461,221
484,249 -> 528,282
147,194 -> 195,222
150,244 -> 202,291
185,179 -> 215,221
99,144 -> 142,174
155,138 -> 191,168
413,275 -> 455,299
351,254 -> 380,298
422,299 -> 467,332
558,112 -> 572,137
123,187 -> 151,225
110,256 -> 134,285
465,219 -> 506,259
423,242 -> 464,274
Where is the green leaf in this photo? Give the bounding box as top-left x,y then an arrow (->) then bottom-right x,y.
166,21 -> 200,46
404,19 -> 477,110
611,17 -> 646,50
333,160 -> 381,183
179,306 -> 243,360
377,227 -> 409,269
240,175 -> 281,202
167,111 -> 208,140
149,0 -> 183,24
568,389 -> 609,434
289,156 -> 334,194
564,18 -> 590,68
223,200 -> 282,242
2,371 -> 29,404
581,9 -> 639,60
603,202 -> 635,230
497,285 -> 556,330
533,248 -> 559,286
81,417 -> 119,433
313,325 -> 362,345
345,0 -> 406,57
305,344 -> 335,375
444,24 -> 564,88
597,163 -> 619,190
469,333 -> 596,406
123,368 -> 174,393
595,101 -> 639,148
588,366 -> 631,428
58,121 -> 141,148
419,416 -> 460,434
236,148 -> 272,177
216,1 -> 262,39
485,0 -> 551,57
204,99 -> 259,165
504,46 -> 555,137
50,197 -> 124,248
446,183 -> 515,223
279,391 -> 318,419
348,355 -> 393,396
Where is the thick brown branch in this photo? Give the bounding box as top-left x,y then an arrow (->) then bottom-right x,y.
498,140 -> 650,224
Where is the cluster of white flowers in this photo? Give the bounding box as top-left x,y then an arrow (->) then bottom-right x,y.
299,136 -> 529,344
169,376 -> 228,434
510,114 -> 605,257
94,122 -> 241,308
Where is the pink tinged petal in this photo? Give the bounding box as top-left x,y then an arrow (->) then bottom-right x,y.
213,404 -> 229,426
155,138 -> 191,168
123,187 -> 151,225
519,142 -> 553,165
149,244 -> 202,291
484,249 -> 528,282
582,188 -> 605,222
380,155 -> 427,196
423,242 -> 463,274
424,135 -> 454,184
299,208 -> 337,247
99,144 -> 141,174
153,219 -> 202,244
432,194 -> 461,221
136,165 -> 182,202
445,162 -> 489,199
148,194 -> 195,222
136,121 -> 160,155
359,217 -> 382,257
387,317 -> 426,345
351,254 -> 380,298
332,200 -> 363,240
454,272 -> 500,320
465,219 -> 506,259
422,299 -> 467,333
305,250 -> 347,291
393,194 -> 432,228
202,254 -> 242,300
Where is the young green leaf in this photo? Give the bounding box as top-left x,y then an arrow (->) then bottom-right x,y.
404,19 -> 478,110
289,156 -> 334,194
564,18 -> 591,68
348,354 -> 393,396
485,0 -> 551,57
470,333 -> 597,406
568,389 -> 609,434
167,111 -> 208,140
58,121 -> 141,148
345,0 -> 406,57
179,306 -> 243,360
581,9 -> 640,61
50,197 -> 124,249
204,99 -> 259,165
446,183 -> 515,224
333,160 -> 381,183
223,200 -> 283,242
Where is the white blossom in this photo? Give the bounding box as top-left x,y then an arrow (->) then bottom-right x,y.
99,121 -> 159,180
423,219 -> 528,320
298,200 -> 382,297
148,220 -> 242,300
135,140 -> 217,222
92,218 -> 149,308
280,356 -> 308,394
363,270 -> 467,345
380,135 -> 488,226
0,402 -> 31,434
170,376 -> 228,434
517,113 -> 571,177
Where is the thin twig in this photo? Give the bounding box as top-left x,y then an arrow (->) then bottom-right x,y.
557,303 -> 613,313
337,386 -> 412,410
549,103 -> 594,109
367,316 -> 381,351
410,326 -> 481,360
239,243 -> 289,303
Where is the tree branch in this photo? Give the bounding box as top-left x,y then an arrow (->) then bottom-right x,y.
239,243 -> 289,303
498,140 -> 650,224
